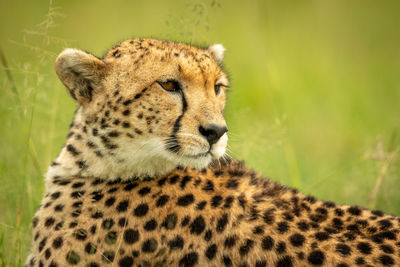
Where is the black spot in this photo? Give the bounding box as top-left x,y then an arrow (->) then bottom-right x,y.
181,215 -> 191,226
371,231 -> 396,243
378,219 -> 393,230
66,144 -> 80,156
347,206 -> 362,216
104,231 -> 117,244
89,225 -> 97,234
102,218 -> 114,229
357,242 -> 372,254
44,248 -> 51,260
211,195 -> 223,208
91,211 -> 103,219
305,195 -> 317,203
66,250 -> 80,265
132,250 -> 139,257
276,241 -> 286,253
283,212 -> 294,221
223,255 -> 232,266
202,180 -> 214,191
308,250 -> 325,265
380,244 -> 394,254
169,235 -> 184,250
54,221 -> 63,230
133,204 -> 149,217
224,236 -> 237,248
379,255 -> 394,265
142,238 -> 158,253
54,204 -> 64,212
239,239 -> 254,256
372,210 -> 384,217
169,175 -> 179,184
144,219 -> 157,231
45,217 -> 55,227
179,252 -> 198,267
74,229 -> 87,240
204,230 -> 212,241
334,243 -> 350,256
180,176 -> 192,189
102,251 -> 115,263
50,191 -> 62,199
112,49 -> 121,58
315,231 -> 330,241
336,264 -> 349,267
277,221 -> 289,233
70,190 -> 85,199
71,210 -> 82,217
205,244 -> 217,259
255,261 -> 267,267
177,194 -> 195,206
52,237 -> 63,249
223,196 -> 235,209
71,182 -> 84,189
214,170 -> 224,176
116,200 -> 129,212
263,209 -> 275,225
122,122 -> 130,128
118,218 -> 127,227
124,182 -> 138,191
91,179 -> 104,186
72,201 -> 82,208
32,217 -> 39,228
124,229 -> 139,244
85,243 -> 97,254
226,179 -> 239,189
290,233 -> 305,247
138,187 -> 151,196
161,213 -> 178,230
118,256 -> 134,267
156,195 -> 169,207
123,99 -> 132,105
38,237 -> 47,252
216,213 -> 228,232
190,215 -> 206,235
196,201 -> 207,210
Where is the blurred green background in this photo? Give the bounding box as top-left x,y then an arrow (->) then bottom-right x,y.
1,0 -> 400,265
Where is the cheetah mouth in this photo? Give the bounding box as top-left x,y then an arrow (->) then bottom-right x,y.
184,151 -> 212,159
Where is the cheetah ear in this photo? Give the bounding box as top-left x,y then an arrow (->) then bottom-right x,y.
208,44 -> 225,64
56,48 -> 106,105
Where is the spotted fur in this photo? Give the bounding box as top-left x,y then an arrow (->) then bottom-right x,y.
26,39 -> 400,267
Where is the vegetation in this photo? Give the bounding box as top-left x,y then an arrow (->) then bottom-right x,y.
0,0 -> 399,265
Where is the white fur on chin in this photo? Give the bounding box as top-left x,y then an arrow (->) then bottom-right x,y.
46,133 -> 228,189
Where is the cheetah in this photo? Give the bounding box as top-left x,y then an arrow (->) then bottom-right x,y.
26,38 -> 400,267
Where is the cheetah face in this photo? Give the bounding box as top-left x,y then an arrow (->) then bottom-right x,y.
55,39 -> 229,178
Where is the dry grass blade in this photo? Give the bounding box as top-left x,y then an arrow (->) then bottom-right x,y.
0,47 -> 20,102
367,148 -> 398,207
0,47 -> 42,176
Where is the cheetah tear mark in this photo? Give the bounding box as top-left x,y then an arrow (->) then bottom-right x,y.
167,89 -> 188,153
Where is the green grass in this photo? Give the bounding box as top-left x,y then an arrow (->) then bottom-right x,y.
1,0 -> 400,265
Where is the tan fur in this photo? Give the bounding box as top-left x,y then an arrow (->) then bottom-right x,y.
26,39 -> 400,267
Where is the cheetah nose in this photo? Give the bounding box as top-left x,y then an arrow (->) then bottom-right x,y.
199,124 -> 228,145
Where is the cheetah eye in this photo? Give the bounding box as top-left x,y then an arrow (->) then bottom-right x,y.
214,84 -> 224,96
157,80 -> 181,92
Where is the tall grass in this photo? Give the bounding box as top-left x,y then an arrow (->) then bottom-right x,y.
1,0 -> 400,265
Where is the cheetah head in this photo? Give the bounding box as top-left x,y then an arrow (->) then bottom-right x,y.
53,39 -> 229,179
